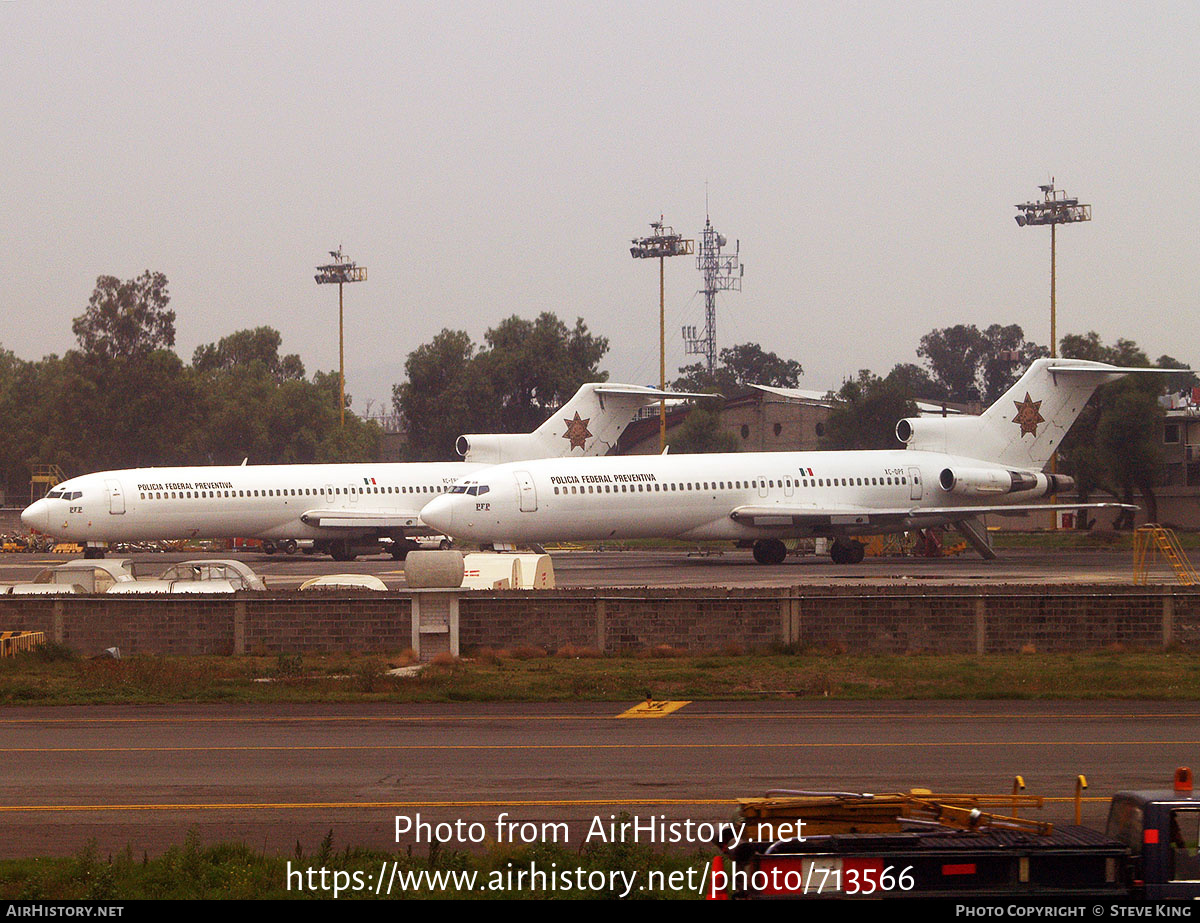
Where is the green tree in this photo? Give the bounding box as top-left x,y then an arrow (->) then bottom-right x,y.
673,342 -> 803,394
885,362 -> 949,402
916,325 -> 988,402
0,346 -> 40,499
188,357 -> 378,465
1056,333 -> 1181,527
192,327 -> 305,382
479,313 -> 609,434
393,329 -> 495,461
980,323 -> 1050,402
392,314 -> 609,461
821,369 -> 919,450
666,401 -> 740,454
917,323 -> 1047,403
72,271 -> 175,360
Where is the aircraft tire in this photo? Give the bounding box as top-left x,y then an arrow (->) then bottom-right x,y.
262,541 -> 276,555
389,539 -> 420,561
752,538 -> 787,565
830,539 -> 865,565
282,540 -> 297,555
329,541 -> 357,562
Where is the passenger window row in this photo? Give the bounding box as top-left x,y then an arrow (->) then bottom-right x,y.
551,474 -> 908,496
136,484 -> 450,501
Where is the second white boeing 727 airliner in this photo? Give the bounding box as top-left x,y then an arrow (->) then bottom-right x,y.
21,383 -> 700,560
420,359 -> 1167,564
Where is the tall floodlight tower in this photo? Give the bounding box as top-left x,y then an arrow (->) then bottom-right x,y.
1013,180 -> 1091,358
684,214 -> 743,374
630,218 -> 694,451
1013,180 -> 1090,530
314,246 -> 367,427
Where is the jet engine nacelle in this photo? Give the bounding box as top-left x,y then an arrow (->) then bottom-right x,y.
937,466 -> 1075,498
456,433 -> 540,465
895,416 -> 964,451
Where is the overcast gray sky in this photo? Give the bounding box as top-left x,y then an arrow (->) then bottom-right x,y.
3,1 -> 1197,414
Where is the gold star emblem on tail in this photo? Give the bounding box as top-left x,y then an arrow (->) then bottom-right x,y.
563,412 -> 592,450
1012,392 -> 1044,437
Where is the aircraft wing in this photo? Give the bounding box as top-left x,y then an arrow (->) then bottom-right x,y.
729,501 -> 1135,529
299,508 -> 427,530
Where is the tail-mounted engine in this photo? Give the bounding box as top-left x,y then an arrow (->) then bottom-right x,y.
937,465 -> 1074,498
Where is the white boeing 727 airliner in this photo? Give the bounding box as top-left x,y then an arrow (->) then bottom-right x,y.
420,359 -> 1168,564
21,383 -> 699,561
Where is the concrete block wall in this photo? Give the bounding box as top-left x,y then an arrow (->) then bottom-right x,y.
0,586 -> 1195,657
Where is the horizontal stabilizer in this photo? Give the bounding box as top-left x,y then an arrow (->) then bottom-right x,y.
593,385 -> 722,400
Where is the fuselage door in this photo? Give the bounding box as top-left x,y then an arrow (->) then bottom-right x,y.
105,479 -> 125,515
757,475 -> 769,499
515,471 -> 537,512
347,484 -> 359,505
908,466 -> 923,501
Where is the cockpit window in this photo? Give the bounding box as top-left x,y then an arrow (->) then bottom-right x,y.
47,490 -> 64,499
450,485 -> 470,494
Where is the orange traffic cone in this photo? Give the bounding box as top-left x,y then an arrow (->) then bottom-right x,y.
707,854 -> 729,900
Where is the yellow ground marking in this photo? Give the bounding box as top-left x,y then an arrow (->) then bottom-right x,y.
0,798 -> 734,814
2,711 -> 1199,725
0,795 -> 1126,815
617,700 -> 690,718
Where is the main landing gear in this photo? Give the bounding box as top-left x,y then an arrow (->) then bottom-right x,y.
328,540 -> 358,562
750,538 -> 868,565
829,538 -> 866,564
389,539 -> 421,561
751,538 -> 788,565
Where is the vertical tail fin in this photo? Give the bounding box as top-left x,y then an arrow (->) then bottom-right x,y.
456,384 -> 711,464
898,359 -> 1172,469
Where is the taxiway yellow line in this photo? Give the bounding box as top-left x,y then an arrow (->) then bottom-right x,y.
0,798 -> 735,813
2,711 -> 1199,724
4,739 -> 1199,753
0,795 -> 1121,814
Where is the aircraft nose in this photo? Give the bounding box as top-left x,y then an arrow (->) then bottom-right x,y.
21,499 -> 49,533
420,495 -> 455,535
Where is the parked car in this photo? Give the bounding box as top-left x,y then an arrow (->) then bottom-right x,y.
8,558 -> 137,594
298,574 -> 388,591
107,559 -> 268,594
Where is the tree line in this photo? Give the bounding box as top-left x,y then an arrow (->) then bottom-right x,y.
0,271 -> 379,501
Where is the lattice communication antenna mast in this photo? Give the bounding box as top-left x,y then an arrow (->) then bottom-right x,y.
684,215 -> 743,373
